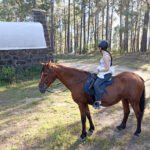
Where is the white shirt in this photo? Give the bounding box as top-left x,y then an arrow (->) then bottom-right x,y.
97,51 -> 115,78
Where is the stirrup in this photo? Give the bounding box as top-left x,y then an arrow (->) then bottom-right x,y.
93,101 -> 101,109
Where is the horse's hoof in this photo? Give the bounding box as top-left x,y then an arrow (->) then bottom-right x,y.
134,130 -> 141,137
80,133 -> 87,141
134,132 -> 139,137
116,125 -> 126,131
79,136 -> 86,141
87,129 -> 94,136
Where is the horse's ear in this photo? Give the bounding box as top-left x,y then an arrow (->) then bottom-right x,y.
49,59 -> 56,63
49,60 -> 53,64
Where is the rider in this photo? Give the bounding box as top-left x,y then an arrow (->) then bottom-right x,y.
93,40 -> 114,109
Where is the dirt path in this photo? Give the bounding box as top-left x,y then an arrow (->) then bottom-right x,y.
61,62 -> 150,99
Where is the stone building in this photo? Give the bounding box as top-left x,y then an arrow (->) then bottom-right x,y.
0,9 -> 53,68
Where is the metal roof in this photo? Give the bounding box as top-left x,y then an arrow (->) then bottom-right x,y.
0,22 -> 47,50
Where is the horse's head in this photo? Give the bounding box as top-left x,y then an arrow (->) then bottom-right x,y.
39,62 -> 57,93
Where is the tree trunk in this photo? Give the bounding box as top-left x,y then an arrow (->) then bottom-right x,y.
148,23 -> 150,50
124,0 -> 130,53
71,26 -> 73,53
87,0 -> 91,47
83,1 -> 86,53
109,0 -> 115,50
67,0 -> 71,53
77,22 -> 79,49
63,0 -> 67,54
106,0 -> 109,41
32,0 -> 36,8
119,0 -> 123,53
140,2 -> 149,52
73,0 -> 76,53
94,16 -> 97,49
130,0 -> 134,52
59,18 -> 62,53
102,7 -> 105,39
50,0 -> 54,52
80,16 -> 83,54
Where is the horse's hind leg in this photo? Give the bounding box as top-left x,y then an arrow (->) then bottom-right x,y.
86,105 -> 95,134
117,99 -> 130,130
131,103 -> 143,136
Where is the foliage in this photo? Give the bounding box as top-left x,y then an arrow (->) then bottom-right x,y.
0,66 -> 16,83
0,65 -> 42,85
15,65 -> 42,82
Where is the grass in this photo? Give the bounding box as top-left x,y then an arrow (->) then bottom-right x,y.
0,53 -> 150,149
0,81 -> 150,150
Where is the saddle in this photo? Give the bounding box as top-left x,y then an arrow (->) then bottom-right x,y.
83,73 -> 97,96
83,73 -> 113,101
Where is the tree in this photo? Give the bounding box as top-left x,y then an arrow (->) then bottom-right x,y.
124,0 -> 130,53
109,0 -> 115,50
87,0 -> 91,47
140,1 -> 149,52
83,0 -> 86,52
106,0 -> 109,41
67,0 -> 71,52
119,0 -> 123,52
50,0 -> 54,52
73,0 -> 76,53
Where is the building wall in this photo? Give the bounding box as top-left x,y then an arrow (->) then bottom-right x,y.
0,48 -> 53,67
0,9 -> 54,68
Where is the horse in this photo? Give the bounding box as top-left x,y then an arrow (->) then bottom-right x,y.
38,62 -> 145,140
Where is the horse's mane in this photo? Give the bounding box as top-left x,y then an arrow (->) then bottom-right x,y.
45,62 -> 90,78
56,64 -> 90,76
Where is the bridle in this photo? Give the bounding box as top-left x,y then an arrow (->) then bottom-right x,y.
40,67 -> 90,94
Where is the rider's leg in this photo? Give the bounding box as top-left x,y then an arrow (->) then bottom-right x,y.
93,78 -> 104,108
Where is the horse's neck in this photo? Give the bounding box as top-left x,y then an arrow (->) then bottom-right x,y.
53,65 -> 88,91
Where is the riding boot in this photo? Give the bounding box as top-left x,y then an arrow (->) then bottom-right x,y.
93,101 -> 101,109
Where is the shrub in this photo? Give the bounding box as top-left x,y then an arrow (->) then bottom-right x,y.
0,66 -> 16,83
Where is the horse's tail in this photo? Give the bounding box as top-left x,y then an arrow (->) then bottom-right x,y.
139,78 -> 145,118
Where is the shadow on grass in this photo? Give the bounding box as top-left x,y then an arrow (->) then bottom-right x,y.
0,79 -> 64,112
25,98 -> 150,150
1,98 -> 150,150
22,104 -> 132,149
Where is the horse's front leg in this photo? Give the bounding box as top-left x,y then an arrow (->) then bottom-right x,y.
86,105 -> 95,134
78,103 -> 87,140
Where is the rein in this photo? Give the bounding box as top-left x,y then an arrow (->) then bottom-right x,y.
46,74 -> 90,94
46,82 -> 68,93
46,88 -> 68,94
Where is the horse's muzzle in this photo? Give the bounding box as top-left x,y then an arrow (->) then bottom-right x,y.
39,83 -> 48,93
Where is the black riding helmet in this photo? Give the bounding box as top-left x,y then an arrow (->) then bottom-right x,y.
98,40 -> 109,50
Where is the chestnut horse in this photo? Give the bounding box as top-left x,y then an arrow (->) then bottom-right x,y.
39,62 -> 145,139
